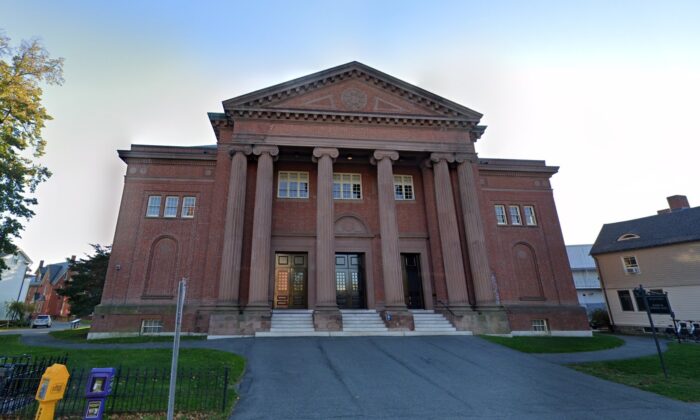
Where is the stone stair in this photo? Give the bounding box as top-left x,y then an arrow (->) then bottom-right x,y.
256,309 -> 324,337
408,309 -> 469,335
339,309 -> 391,335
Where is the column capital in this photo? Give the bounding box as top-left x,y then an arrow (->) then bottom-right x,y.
373,150 -> 399,162
228,145 -> 253,157
454,153 -> 478,164
430,152 -> 455,164
312,147 -> 339,160
252,145 -> 279,157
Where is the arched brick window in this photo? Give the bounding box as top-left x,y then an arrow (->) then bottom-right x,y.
143,236 -> 178,298
512,242 -> 544,300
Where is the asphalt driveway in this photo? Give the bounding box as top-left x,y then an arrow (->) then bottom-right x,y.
219,336 -> 699,420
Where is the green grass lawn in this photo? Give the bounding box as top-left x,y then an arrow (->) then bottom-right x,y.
571,342 -> 700,402
50,327 -> 206,344
480,333 -> 625,353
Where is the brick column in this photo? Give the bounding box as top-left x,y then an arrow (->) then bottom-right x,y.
373,150 -> 407,310
313,147 -> 339,309
218,146 -> 252,306
246,145 -> 279,309
430,153 -> 470,308
455,154 -> 497,306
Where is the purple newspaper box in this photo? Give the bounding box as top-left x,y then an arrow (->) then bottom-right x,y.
83,367 -> 116,419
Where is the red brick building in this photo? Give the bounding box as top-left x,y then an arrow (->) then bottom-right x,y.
25,260 -> 72,319
91,62 -> 588,337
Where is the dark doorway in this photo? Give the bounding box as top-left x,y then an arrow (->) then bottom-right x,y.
335,253 -> 365,309
402,253 -> 424,309
274,253 -> 308,309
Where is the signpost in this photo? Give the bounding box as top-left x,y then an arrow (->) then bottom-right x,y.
633,285 -> 670,379
167,278 -> 186,420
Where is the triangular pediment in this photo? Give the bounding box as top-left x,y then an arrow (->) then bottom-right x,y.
222,61 -> 482,122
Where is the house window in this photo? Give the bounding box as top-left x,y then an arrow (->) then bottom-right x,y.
509,205 -> 522,225
333,173 -> 362,200
393,175 -> 414,200
622,256 -> 640,274
494,205 -> 507,225
634,293 -> 647,312
531,319 -> 548,332
141,319 -> 163,334
164,196 -> 179,218
181,197 -> 196,218
278,171 -> 309,199
523,206 -> 537,226
618,290 -> 634,311
146,196 -> 161,217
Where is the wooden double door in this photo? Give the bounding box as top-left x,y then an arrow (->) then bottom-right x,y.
335,253 -> 365,309
274,253 -> 308,309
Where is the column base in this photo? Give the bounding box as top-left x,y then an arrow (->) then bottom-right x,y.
380,309 -> 414,331
208,305 -> 271,336
441,305 -> 510,334
313,307 -> 342,331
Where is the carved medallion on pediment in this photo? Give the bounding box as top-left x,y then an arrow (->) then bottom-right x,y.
340,88 -> 368,111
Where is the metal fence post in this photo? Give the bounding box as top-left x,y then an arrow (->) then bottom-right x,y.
222,367 -> 229,412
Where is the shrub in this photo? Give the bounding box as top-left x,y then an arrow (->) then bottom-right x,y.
590,309 -> 611,329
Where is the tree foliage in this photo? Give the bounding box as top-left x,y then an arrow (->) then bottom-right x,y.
57,244 -> 110,317
4,300 -> 35,323
0,31 -> 64,271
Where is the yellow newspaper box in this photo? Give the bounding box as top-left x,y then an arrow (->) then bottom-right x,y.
34,363 -> 70,420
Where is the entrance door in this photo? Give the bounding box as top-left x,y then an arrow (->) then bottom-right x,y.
274,253 -> 308,309
335,253 -> 365,309
402,253 -> 424,309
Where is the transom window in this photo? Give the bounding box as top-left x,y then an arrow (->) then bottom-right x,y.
394,175 -> 414,200
278,171 -> 309,199
164,196 -> 179,218
494,205 -> 507,225
622,256 -> 640,274
333,173 -> 362,200
509,205 -> 522,225
146,196 -> 161,217
141,319 -> 163,334
523,206 -> 537,226
181,197 -> 196,218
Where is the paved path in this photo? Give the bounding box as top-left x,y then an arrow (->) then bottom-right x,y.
0,321 -> 72,336
12,334 -> 700,419
536,334 -> 670,364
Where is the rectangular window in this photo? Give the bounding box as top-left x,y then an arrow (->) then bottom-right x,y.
333,173 -> 362,200
523,206 -> 537,226
509,205 -> 522,225
146,196 -> 161,217
494,205 -> 507,225
531,319 -> 548,332
278,171 -> 309,199
164,196 -> 179,218
622,256 -> 640,274
393,175 -> 415,200
634,294 -> 647,312
140,319 -> 163,334
618,290 -> 634,311
181,197 -> 196,218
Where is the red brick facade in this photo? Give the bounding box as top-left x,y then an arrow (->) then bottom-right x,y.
92,62 -> 588,336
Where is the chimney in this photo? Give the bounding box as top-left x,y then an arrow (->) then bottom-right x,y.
70,255 -> 76,262
39,260 -> 44,270
667,195 -> 690,211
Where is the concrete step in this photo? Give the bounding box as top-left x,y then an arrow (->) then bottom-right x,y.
340,310 -> 388,333
412,311 -> 458,332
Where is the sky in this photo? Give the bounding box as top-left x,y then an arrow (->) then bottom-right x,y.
2,0 -> 699,267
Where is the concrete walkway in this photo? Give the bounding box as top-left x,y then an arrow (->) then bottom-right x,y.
536,334 -> 670,364
13,334 -> 700,419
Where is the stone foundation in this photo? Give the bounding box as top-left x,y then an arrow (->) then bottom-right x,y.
443,306 -> 511,334
313,308 -> 342,331
505,304 -> 590,333
380,309 -> 414,330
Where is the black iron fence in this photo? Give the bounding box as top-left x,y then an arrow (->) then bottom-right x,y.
0,355 -> 69,415
1,359 -> 231,418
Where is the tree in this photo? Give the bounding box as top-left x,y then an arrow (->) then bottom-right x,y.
57,244 -> 110,317
4,300 -> 34,324
0,31 -> 64,271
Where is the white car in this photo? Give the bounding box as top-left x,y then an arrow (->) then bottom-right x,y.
31,315 -> 52,328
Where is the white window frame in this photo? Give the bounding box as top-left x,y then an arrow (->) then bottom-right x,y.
494,205 -> 507,225
622,256 -> 640,274
393,175 -> 415,200
523,206 -> 537,226
181,196 -> 196,218
277,171 -> 310,199
509,205 -> 522,225
164,196 -> 179,218
333,173 -> 362,200
140,319 -> 163,334
531,319 -> 548,332
146,196 -> 161,218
